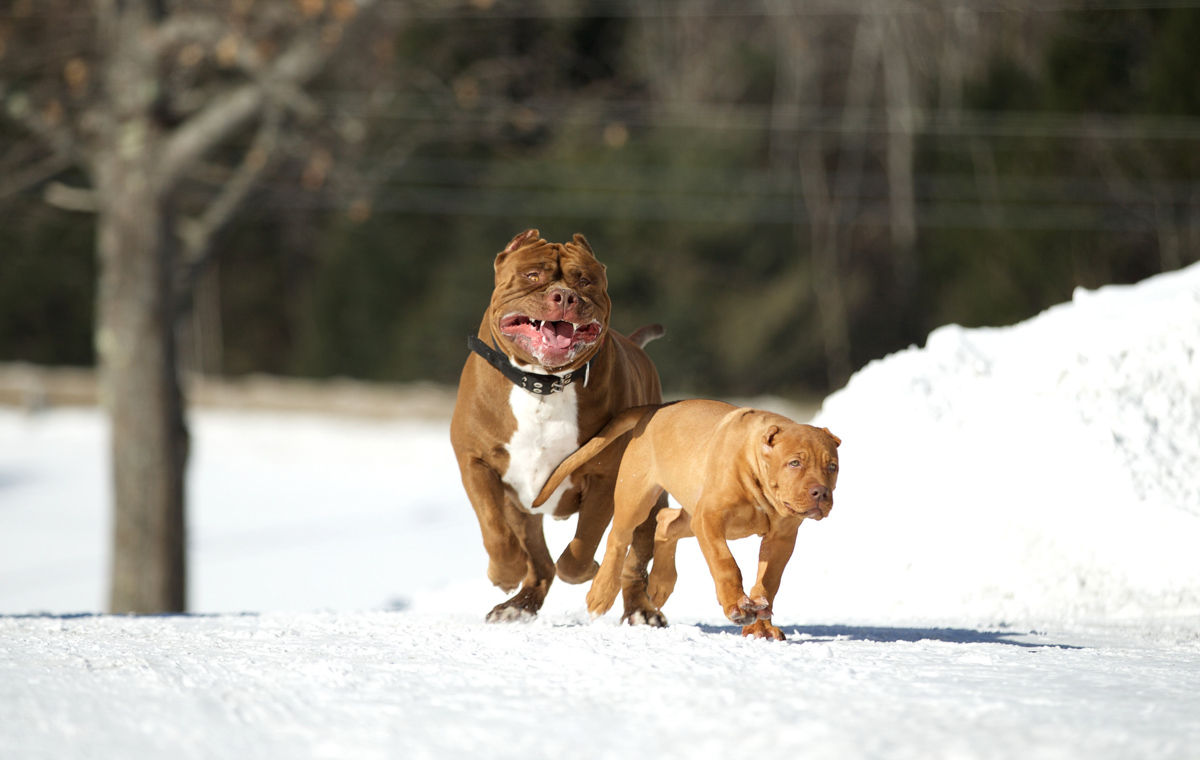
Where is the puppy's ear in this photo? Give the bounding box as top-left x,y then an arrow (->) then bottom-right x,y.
572,233 -> 596,257
822,427 -> 842,447
495,229 -> 540,272
762,425 -> 782,454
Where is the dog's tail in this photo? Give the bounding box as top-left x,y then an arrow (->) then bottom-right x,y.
628,324 -> 665,349
532,405 -> 658,509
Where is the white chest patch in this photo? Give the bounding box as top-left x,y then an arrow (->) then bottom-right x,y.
502,383 -> 579,515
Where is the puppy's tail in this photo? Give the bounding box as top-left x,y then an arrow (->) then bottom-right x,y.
532,405 -> 658,508
628,324 -> 665,349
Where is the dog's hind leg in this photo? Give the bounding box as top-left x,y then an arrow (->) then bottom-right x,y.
620,492 -> 669,627
647,507 -> 692,610
584,477 -> 663,620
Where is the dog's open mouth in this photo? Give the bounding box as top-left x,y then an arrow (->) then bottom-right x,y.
499,315 -> 602,366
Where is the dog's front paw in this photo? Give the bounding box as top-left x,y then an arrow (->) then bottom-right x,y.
623,607 -> 668,628
741,619 -> 786,640
486,588 -> 542,623
585,584 -> 619,619
725,595 -> 770,625
487,556 -> 527,594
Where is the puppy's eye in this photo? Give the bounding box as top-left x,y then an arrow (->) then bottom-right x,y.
828,463 -> 838,473
788,460 -> 802,468
525,272 -> 540,282
578,277 -> 591,287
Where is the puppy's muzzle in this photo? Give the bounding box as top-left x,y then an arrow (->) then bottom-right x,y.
803,485 -> 832,520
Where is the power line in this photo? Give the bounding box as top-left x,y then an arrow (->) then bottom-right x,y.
10,0 -> 1200,21
243,170 -> 1186,233
378,157 -> 1200,202
322,93 -> 1200,141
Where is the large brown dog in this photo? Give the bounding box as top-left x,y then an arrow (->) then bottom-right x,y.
534,399 -> 841,639
450,229 -> 668,623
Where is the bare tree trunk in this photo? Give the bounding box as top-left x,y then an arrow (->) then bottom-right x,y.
880,12 -> 918,292
5,0 -> 385,613
96,1 -> 188,614
97,155 -> 189,614
784,12 -> 880,390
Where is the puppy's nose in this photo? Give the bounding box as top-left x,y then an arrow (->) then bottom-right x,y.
548,288 -> 577,307
809,485 -> 830,505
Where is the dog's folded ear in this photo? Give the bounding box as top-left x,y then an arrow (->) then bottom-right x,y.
506,229 -> 540,252
762,425 -> 782,453
822,427 -> 842,447
495,229 -> 541,272
572,233 -> 596,256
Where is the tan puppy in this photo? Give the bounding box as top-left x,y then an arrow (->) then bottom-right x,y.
534,399 -> 841,639
450,230 -> 668,624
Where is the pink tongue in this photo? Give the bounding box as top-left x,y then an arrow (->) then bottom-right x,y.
540,321 -> 574,349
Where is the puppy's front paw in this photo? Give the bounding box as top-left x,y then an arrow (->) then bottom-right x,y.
725,595 -> 770,625
741,619 -> 786,640
585,585 -> 618,619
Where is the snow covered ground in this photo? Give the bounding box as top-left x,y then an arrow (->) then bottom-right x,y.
2,263 -> 1200,759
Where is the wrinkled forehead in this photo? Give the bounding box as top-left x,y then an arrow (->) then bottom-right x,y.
782,429 -> 839,460
501,242 -> 559,270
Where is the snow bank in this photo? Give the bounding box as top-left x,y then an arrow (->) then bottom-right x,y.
795,262 -> 1200,624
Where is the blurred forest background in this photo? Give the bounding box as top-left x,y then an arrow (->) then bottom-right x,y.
4,0 -> 1199,398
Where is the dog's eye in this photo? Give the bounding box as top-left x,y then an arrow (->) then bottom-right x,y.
788,460 -> 802,468
525,272 -> 540,282
828,463 -> 838,473
578,277 -> 591,287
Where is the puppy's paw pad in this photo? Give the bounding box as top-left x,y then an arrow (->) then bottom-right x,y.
726,595 -> 770,625
726,605 -> 756,626
749,596 -> 774,620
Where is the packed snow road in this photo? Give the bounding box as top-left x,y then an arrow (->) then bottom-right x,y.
3,611 -> 1199,760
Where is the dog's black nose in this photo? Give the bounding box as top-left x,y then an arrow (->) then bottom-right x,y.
810,485 -> 830,504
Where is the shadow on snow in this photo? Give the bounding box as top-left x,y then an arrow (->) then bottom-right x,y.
695,623 -> 1082,649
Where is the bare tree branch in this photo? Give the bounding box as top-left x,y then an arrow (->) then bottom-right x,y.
156,82 -> 264,190
153,12 -> 225,52
0,153 -> 73,201
158,24 -> 334,188
43,181 -> 99,212
1,89 -> 87,168
175,105 -> 285,302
